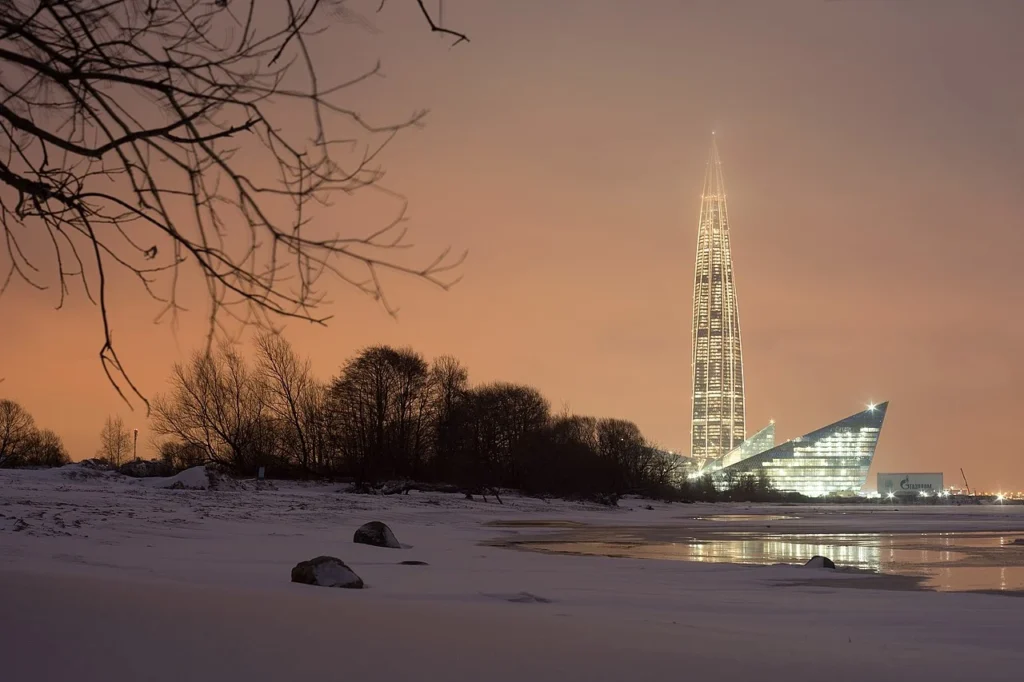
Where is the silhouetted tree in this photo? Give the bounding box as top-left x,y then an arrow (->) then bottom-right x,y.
428,355 -> 469,479
21,429 -> 71,467
328,346 -> 433,482
461,382 -> 550,489
97,415 -> 132,467
514,414 -> 605,498
298,382 -> 334,475
596,418 -> 652,493
644,448 -> 683,496
0,399 -> 35,467
255,332 -> 328,475
0,400 -> 69,467
152,347 -> 275,473
722,472 -> 777,503
158,440 -> 207,472
0,1 -> 467,406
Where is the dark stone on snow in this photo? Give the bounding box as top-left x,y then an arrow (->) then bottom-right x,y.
354,521 -> 401,549
399,560 -> 429,566
291,556 -> 364,588
804,555 -> 836,569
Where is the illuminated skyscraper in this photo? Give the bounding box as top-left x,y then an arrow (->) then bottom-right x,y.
691,134 -> 745,459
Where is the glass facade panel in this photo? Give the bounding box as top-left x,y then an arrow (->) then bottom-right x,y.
712,403 -> 888,497
708,422 -> 775,471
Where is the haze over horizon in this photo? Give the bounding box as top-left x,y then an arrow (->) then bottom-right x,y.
2,1 -> 1022,491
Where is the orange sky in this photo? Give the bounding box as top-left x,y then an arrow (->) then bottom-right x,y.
2,1 -> 1023,491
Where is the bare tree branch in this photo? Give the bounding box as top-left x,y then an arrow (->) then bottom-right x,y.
0,0 -> 470,412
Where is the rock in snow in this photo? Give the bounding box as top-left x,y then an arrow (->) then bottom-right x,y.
291,556 -> 364,589
354,521 -> 401,549
804,555 -> 836,569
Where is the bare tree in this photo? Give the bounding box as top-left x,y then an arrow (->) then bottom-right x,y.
428,354 -> 467,477
0,1 -> 468,407
0,398 -> 35,467
255,331 -> 326,474
462,382 -> 549,489
152,346 -> 274,472
328,345 -> 432,481
22,428 -> 71,467
299,380 -> 334,473
596,418 -> 655,494
158,439 -> 206,471
97,415 -> 132,466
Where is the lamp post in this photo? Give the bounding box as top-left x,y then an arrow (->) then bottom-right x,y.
133,429 -> 138,461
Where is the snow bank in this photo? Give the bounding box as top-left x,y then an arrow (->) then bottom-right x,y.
141,466 -> 210,490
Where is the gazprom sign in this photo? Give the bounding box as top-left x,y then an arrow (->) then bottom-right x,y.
877,473 -> 944,495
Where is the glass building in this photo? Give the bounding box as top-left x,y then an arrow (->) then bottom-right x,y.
691,134 -> 746,460
716,422 -> 775,470
708,403 -> 889,497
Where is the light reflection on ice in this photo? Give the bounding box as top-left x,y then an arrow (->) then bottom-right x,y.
519,532 -> 1024,593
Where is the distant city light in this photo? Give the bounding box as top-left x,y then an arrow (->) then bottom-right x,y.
996,493 -> 1005,503
867,403 -> 876,412
887,492 -> 895,500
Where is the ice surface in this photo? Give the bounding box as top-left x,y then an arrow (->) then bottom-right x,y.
2,466 -> 1024,681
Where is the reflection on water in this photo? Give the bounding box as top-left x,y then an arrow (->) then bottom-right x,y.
692,515 -> 799,522
520,532 -> 1024,593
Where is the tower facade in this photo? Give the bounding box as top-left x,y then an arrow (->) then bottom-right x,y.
691,135 -> 746,459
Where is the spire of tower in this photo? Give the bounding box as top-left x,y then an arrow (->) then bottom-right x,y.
702,132 -> 726,200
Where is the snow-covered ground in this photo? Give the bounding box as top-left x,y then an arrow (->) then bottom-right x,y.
3,465 -> 1024,681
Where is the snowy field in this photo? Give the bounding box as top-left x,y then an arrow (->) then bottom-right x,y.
3,465 -> 1024,681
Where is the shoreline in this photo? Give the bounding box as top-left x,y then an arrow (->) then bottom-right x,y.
484,520 -> 1024,595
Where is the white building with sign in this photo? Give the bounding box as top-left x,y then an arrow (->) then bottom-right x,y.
877,473 -> 944,497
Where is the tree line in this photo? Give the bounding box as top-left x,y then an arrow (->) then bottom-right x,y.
0,399 -> 70,468
148,335 -> 680,502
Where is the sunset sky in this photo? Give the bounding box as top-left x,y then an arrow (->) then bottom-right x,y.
2,0 -> 1022,491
